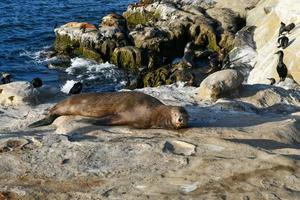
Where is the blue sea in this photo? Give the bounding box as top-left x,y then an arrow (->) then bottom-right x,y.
0,0 -> 133,91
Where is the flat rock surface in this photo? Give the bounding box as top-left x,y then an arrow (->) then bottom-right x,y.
1,83 -> 300,199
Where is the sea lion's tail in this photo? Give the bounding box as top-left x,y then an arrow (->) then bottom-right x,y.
28,115 -> 59,128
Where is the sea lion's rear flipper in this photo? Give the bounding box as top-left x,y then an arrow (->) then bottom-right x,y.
28,115 -> 59,128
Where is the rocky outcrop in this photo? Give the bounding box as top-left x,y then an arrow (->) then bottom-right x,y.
54,13 -> 131,65
197,69 -> 244,101
0,82 -> 62,106
1,83 -> 300,199
52,0 -> 255,88
247,0 -> 300,85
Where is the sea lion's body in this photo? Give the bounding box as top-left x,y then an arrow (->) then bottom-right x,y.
29,91 -> 188,129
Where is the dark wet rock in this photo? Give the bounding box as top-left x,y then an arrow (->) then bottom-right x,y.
111,46 -> 143,70
143,67 -> 171,87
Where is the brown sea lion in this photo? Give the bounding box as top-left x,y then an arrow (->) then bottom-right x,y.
101,13 -> 127,31
63,22 -> 97,31
29,91 -> 188,129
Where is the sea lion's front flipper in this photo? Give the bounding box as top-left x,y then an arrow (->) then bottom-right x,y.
91,114 -> 129,126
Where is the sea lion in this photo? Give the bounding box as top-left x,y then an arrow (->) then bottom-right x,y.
69,82 -> 82,95
28,91 -> 188,129
275,51 -> 288,82
101,13 -> 128,32
63,22 -> 97,31
31,77 -> 43,88
277,36 -> 289,49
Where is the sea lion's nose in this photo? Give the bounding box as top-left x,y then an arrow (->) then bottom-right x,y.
178,116 -> 183,122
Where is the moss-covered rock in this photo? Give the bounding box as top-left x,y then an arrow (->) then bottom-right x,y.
101,40 -> 117,60
74,47 -> 103,63
143,67 -> 170,87
54,34 -> 80,55
110,46 -> 143,69
123,10 -> 160,26
54,33 -> 103,63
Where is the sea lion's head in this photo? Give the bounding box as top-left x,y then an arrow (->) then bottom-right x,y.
169,106 -> 189,129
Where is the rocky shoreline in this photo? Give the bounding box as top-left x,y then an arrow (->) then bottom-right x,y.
1,0 -> 300,199
52,0 -> 251,88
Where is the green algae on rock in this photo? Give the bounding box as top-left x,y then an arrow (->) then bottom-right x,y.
111,46 -> 143,70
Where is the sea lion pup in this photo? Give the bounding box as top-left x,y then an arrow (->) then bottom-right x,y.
279,22 -> 295,36
267,78 -> 276,85
277,36 -> 289,49
28,91 -> 188,129
275,50 -> 288,82
69,82 -> 82,95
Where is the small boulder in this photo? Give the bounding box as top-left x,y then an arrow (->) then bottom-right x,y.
163,140 -> 196,156
0,82 -> 36,106
197,69 -> 244,101
0,81 -> 62,106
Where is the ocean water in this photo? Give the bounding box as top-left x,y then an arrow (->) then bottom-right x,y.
0,0 -> 133,91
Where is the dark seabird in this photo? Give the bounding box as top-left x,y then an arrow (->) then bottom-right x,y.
277,36 -> 289,49
31,77 -> 43,88
69,82 -> 83,95
1,73 -> 12,84
275,50 -> 288,82
279,22 -> 295,36
267,78 -> 276,85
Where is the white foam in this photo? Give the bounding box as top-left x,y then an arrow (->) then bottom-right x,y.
65,58 -> 127,91
61,80 -> 77,94
19,46 -> 52,63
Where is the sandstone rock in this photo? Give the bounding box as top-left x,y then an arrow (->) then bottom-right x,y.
214,0 -> 260,17
206,7 -> 245,34
0,82 -> 62,106
110,46 -> 143,69
238,84 -> 300,111
247,0 -> 300,85
197,69 -> 244,101
0,82 -> 37,106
